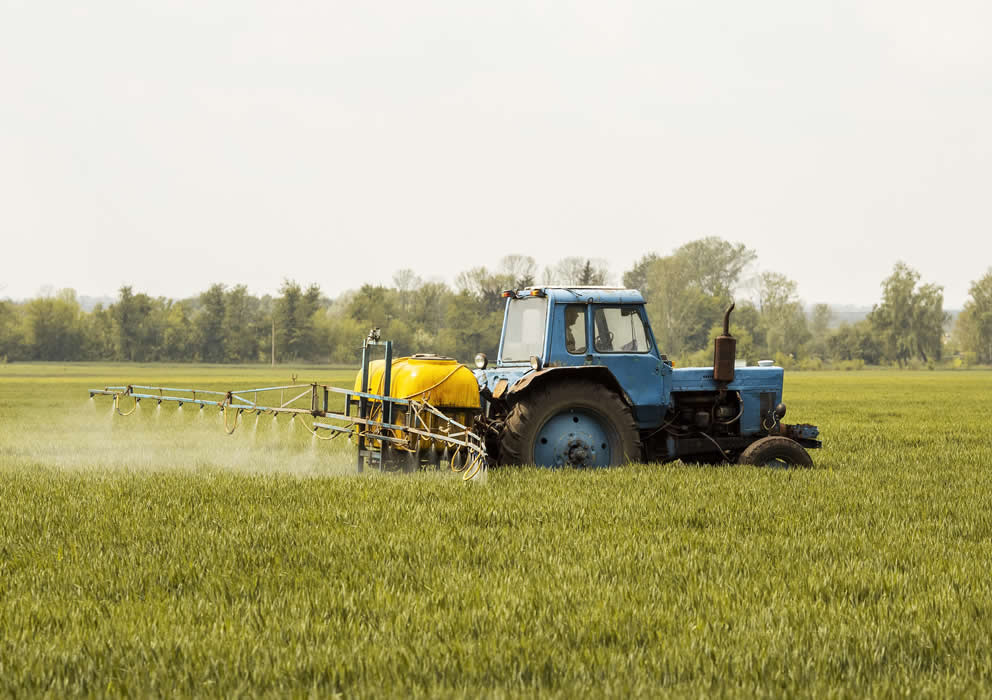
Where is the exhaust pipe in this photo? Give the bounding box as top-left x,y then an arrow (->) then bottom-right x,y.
713,302 -> 736,384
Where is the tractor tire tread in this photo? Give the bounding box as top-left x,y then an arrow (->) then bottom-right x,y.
737,436 -> 814,468
499,379 -> 640,467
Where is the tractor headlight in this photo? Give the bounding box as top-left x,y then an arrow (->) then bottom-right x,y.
474,352 -> 488,370
529,355 -> 543,371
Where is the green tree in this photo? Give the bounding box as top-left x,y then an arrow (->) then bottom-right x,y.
222,285 -> 260,362
162,302 -> 194,361
274,280 -> 301,362
695,321 -> 756,368
348,284 -> 398,327
407,281 -> 450,336
22,289 -> 85,361
275,281 -> 322,361
731,301 -> 765,359
0,300 -> 23,361
295,284 -> 322,360
325,314 -> 367,364
638,239 -> 755,357
195,284 -> 227,362
142,298 -> 172,361
438,290 -> 502,361
672,237 -> 757,299
644,255 -> 723,356
84,304 -> 115,360
808,303 -> 833,358
111,286 -> 154,361
828,321 -> 882,364
622,253 -> 660,296
757,272 -> 810,359
868,262 -> 948,365
956,269 -> 992,363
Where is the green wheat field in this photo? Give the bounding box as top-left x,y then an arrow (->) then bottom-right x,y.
1,364 -> 991,697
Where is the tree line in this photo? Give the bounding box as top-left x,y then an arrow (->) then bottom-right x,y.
2,241 -> 990,368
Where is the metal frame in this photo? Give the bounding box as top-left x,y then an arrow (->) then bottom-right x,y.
89,334 -> 487,476
357,331 -> 392,472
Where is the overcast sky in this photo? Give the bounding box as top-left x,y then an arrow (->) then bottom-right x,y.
2,1 -> 990,307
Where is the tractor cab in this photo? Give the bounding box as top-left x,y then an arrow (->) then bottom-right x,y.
493,286 -> 657,367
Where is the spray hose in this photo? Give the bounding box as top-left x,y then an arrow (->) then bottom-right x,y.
222,405 -> 242,435
447,445 -> 486,481
113,393 -> 139,417
296,415 -> 340,441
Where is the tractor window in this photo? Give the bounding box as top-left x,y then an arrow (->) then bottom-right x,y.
564,305 -> 587,354
593,306 -> 649,354
501,297 -> 548,362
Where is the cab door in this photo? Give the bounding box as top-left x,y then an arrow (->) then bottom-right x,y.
548,303 -> 591,367
589,304 -> 665,426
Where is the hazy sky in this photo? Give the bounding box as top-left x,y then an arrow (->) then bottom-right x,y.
2,1 -> 990,307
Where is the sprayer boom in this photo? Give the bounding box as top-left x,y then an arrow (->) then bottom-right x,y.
89,380 -> 487,478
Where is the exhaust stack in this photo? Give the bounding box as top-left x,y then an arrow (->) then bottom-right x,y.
713,302 -> 736,384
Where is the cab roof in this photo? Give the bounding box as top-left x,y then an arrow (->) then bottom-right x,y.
518,286 -> 646,305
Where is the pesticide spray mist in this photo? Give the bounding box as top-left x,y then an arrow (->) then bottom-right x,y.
19,399 -> 362,476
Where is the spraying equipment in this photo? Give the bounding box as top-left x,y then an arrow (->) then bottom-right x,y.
90,329 -> 488,478
90,287 -> 821,471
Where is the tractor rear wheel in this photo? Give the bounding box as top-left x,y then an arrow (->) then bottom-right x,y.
499,380 -> 640,468
737,436 -> 813,468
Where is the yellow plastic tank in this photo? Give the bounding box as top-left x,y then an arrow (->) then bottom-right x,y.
354,355 -> 481,452
357,355 -> 480,408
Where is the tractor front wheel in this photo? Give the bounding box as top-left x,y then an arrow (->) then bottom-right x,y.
737,436 -> 813,468
499,380 -> 640,468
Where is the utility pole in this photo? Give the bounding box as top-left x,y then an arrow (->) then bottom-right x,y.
271,318 -> 275,367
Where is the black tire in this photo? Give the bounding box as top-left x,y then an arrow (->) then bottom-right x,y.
737,436 -> 813,468
499,380 -> 641,467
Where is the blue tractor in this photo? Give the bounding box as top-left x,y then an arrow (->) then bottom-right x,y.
473,287 -> 821,468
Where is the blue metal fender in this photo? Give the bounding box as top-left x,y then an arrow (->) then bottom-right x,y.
506,365 -> 633,406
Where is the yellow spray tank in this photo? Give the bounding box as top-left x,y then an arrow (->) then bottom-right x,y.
354,354 -> 481,457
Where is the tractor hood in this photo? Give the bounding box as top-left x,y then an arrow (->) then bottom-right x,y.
670,365 -> 784,395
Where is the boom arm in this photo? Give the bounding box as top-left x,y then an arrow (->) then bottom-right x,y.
89,381 -> 487,478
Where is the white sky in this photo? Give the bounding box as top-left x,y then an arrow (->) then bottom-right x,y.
2,1 -> 990,307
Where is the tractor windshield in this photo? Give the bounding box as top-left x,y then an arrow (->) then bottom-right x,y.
500,297 -> 548,362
